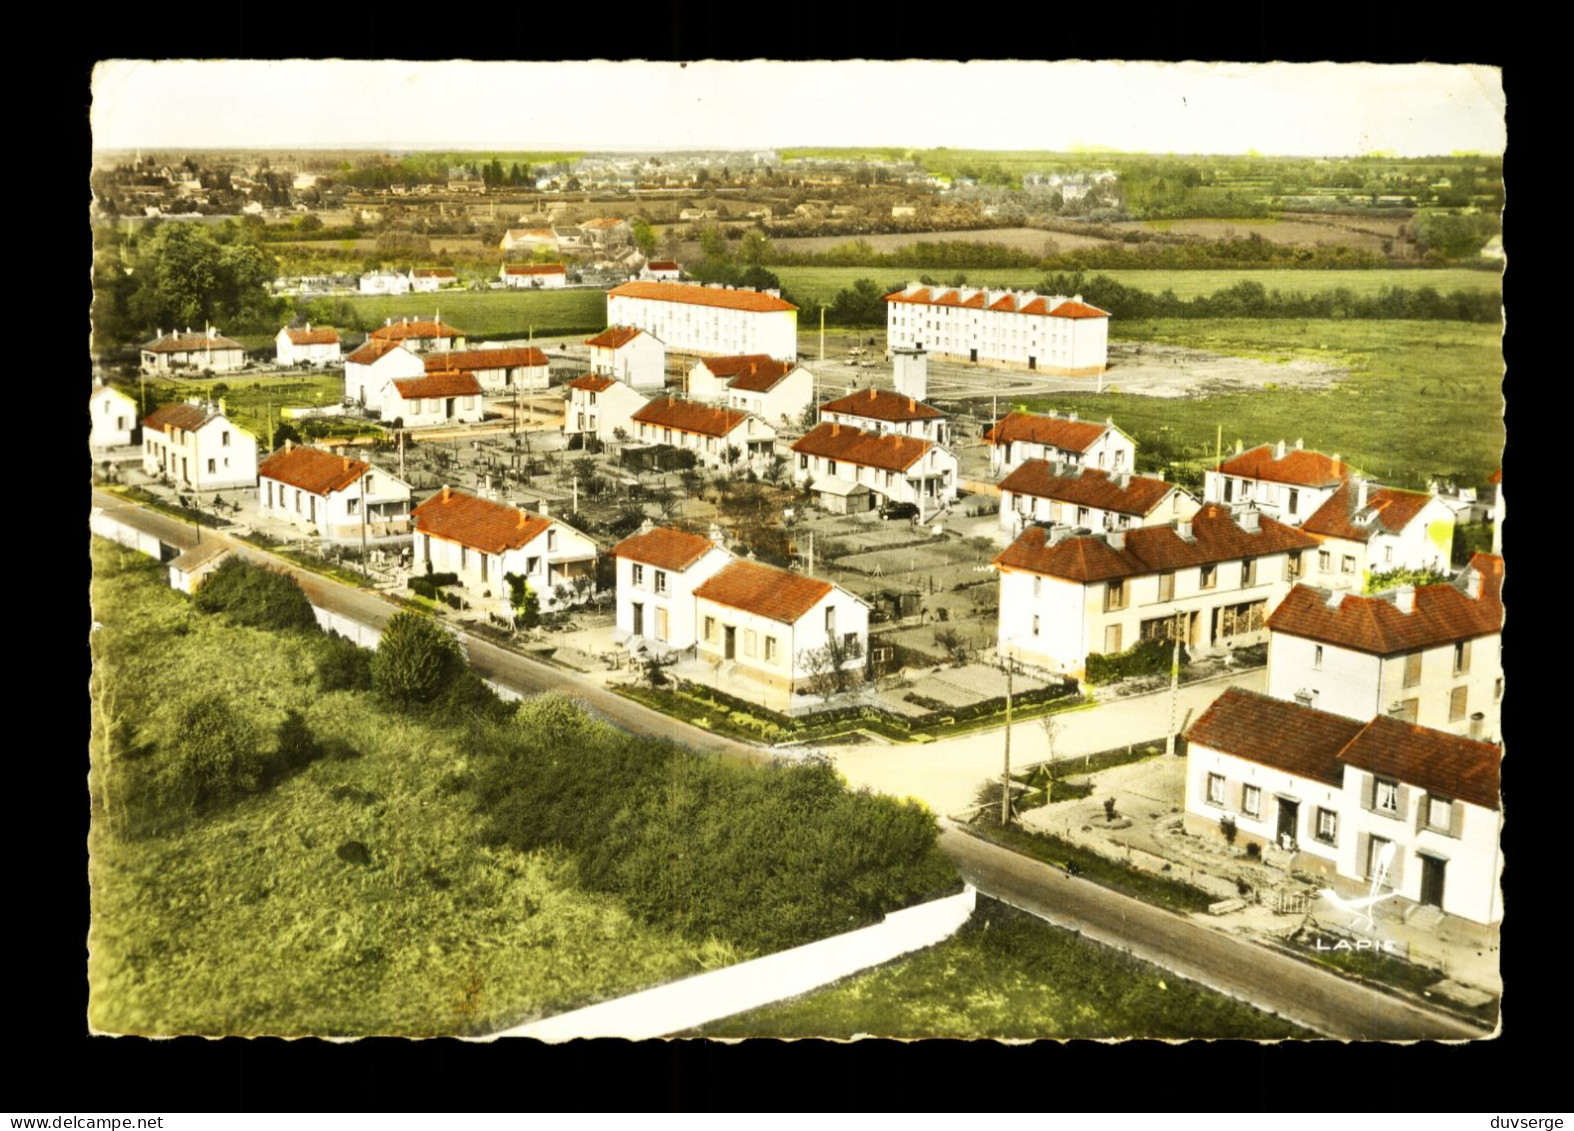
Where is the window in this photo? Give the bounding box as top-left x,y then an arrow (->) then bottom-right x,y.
1157,572 -> 1175,602
1425,795 -> 1454,832
1403,652 -> 1423,688
1032,576 -> 1042,598
1318,550 -> 1331,573
1104,579 -> 1127,612
1495,677 -> 1504,701
221,431 -> 230,447
1313,645 -> 1324,670
1200,564 -> 1217,590
799,454 -> 809,470
654,607 -> 669,642
1241,558 -> 1257,587
1104,624 -> 1123,654
632,563 -> 645,586
655,570 -> 668,595
825,606 -> 837,634
1449,685 -> 1468,721
1454,640 -> 1472,674
1342,555 -> 1357,574
1206,772 -> 1226,807
1032,614 -> 1040,636
827,459 -> 838,477
1374,778 -> 1400,816
207,458 -> 216,474
1393,697 -> 1419,723
1314,808 -> 1338,845
547,529 -> 558,552
1287,552 -> 1303,580
527,556 -> 540,574
294,490 -> 302,514
1242,784 -> 1262,818
704,616 -> 717,643
1366,836 -> 1393,881
744,629 -> 757,658
1076,506 -> 1090,526
764,636 -> 778,663
1287,488 -> 1299,516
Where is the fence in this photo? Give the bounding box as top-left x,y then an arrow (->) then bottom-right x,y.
490,885 -> 976,1041
90,508 -> 173,562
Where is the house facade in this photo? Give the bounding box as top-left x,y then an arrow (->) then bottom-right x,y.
885,284 -> 1109,376
1185,688 -> 1502,926
412,487 -> 599,614
499,228 -> 557,254
565,375 -> 649,444
819,387 -> 948,445
360,271 -> 412,295
369,317 -> 463,354
90,383 -> 139,450
1265,555 -> 1505,741
1302,479 -> 1456,589
257,443 -> 413,543
686,355 -> 813,426
142,401 -> 259,491
500,263 -> 568,289
998,461 -> 1200,536
612,525 -> 734,653
586,326 -> 667,391
641,259 -> 682,281
275,324 -> 341,367
692,560 -> 870,695
792,422 -> 959,517
631,397 -> 778,471
994,504 -> 1318,680
411,268 -> 459,292
140,328 -> 247,373
985,411 -> 1135,477
381,372 -> 486,428
424,347 -> 549,392
607,281 -> 798,361
344,339 -> 426,410
1204,441 -> 1350,526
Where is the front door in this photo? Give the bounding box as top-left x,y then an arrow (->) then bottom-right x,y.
1276,798 -> 1299,849
632,602 -> 644,636
445,397 -> 456,419
969,348 -> 978,362
1420,854 -> 1446,908
724,625 -> 736,660
1028,356 -> 1036,371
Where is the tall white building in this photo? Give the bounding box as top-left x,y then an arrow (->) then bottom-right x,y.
142,400 -> 258,491
885,283 -> 1109,375
607,281 -> 798,361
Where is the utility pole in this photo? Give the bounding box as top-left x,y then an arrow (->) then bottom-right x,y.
819,305 -> 826,363
1166,609 -> 1184,756
1001,663 -> 1014,825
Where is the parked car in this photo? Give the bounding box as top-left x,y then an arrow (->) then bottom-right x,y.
881,501 -> 920,521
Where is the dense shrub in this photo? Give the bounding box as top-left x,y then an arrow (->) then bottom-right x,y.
373,612 -> 466,707
1085,638 -> 1187,685
167,693 -> 266,811
194,557 -> 319,632
317,632 -> 373,692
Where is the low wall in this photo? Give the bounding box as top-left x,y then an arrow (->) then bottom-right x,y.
491,884 -> 977,1042
90,509 -> 169,562
310,605 -> 382,649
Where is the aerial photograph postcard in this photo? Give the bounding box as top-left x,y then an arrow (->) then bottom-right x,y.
87,59 -> 1506,1041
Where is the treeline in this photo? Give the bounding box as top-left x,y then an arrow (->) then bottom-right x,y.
767,236 -> 1394,271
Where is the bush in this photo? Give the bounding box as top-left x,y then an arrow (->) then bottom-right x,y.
167,693 -> 264,811
193,557 -> 319,632
1084,638 -> 1187,685
372,612 -> 466,708
317,632 -> 373,692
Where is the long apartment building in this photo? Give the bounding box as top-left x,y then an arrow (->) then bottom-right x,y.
606,281 -> 798,361
885,283 -> 1109,375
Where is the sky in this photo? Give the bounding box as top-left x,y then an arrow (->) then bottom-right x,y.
90,60 -> 1506,158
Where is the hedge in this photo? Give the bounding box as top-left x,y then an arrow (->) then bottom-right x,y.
1085,638 -> 1188,685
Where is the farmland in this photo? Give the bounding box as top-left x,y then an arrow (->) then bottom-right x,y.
327,289 -> 607,341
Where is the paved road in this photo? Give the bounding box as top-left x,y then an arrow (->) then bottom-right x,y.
941,823 -> 1487,1041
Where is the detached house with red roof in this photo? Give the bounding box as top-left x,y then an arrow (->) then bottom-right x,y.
425,347 -> 549,392
587,325 -> 666,391
640,259 -> 681,281
1186,688 -> 1502,926
275,323 -> 341,367
686,355 -> 814,426
999,461 -> 1200,537
985,411 -> 1134,478
565,375 -> 649,444
1302,478 -> 1456,589
612,524 -> 734,653
368,316 -> 463,354
693,559 -> 869,696
142,400 -> 258,491
141,327 -> 247,374
1265,554 -> 1504,740
89,381 -> 139,450
258,442 -> 413,543
792,421 -> 959,518
631,397 -> 778,471
380,371 -> 486,429
994,504 -> 1317,680
885,284 -> 1109,376
413,487 -> 599,613
1204,439 -> 1350,526
410,268 -> 459,293
607,281 -> 798,361
344,339 -> 425,410
820,387 -> 949,445
500,263 -> 568,289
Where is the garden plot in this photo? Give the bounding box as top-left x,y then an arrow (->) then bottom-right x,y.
909,663 -> 1049,707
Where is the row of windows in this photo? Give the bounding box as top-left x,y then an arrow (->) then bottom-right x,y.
701,616 -> 782,662
1205,773 -> 1342,846
629,563 -> 669,595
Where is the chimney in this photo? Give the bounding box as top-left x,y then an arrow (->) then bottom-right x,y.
1295,438 -> 1304,450
1177,519 -> 1193,541
1327,590 -> 1345,610
1331,453 -> 1341,465
306,322 -> 312,333
441,485 -> 451,502
218,397 -> 226,415
638,517 -> 654,535
1356,478 -> 1370,510
1276,440 -> 1287,460
540,499 -> 550,517
1067,412 -> 1078,422
908,397 -> 916,413
342,456 -> 351,471
1235,439 -> 1244,455
1469,712 -> 1486,741
1467,568 -> 1483,599
1239,510 -> 1261,532
517,510 -> 527,529
284,438 -> 293,452
832,422 -> 840,436
1108,530 -> 1125,551
1394,585 -> 1416,614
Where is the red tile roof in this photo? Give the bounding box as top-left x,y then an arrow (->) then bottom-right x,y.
370,319 -> 461,342
695,356 -> 796,393
609,281 -> 796,313
345,338 -> 406,365
988,294 -> 1018,312
1187,688 -> 1361,786
1336,714 -> 1501,811
585,326 -> 644,349
424,347 -> 547,372
1302,481 -> 1437,543
1266,569 -> 1503,656
413,268 -> 457,278
390,371 -> 485,399
144,402 -> 222,432
284,326 -> 340,346
695,354 -> 776,379
413,489 -> 552,555
994,504 -> 1317,583
792,422 -> 933,474
142,329 -> 245,352
570,374 -> 617,393
633,397 -> 753,439
1488,469 -> 1502,486
1216,444 -> 1350,488
821,387 -> 944,423
1047,299 -> 1111,319
646,260 -> 680,272
984,411 -> 1113,453
999,461 -> 1179,517
502,263 -> 567,276
693,560 -> 833,624
613,527 -> 717,571
259,445 -> 367,495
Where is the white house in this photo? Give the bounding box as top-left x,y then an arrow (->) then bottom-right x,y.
994,504 -> 1318,681
1302,479 -> 1457,590
631,397 -> 778,471
686,355 -> 814,426
791,422 -> 959,518
412,487 -> 599,614
692,559 -> 870,695
499,228 -> 557,254
580,217 -> 632,250
89,382 -> 139,450
565,375 -> 649,444
369,317 -> 463,354
344,339 -> 426,410
500,263 -> 568,289
998,461 -> 1200,536
586,326 -> 667,391
885,283 -> 1109,376
257,442 -> 413,543
274,324 -> 341,367
641,259 -> 682,281
140,327 -> 247,374
820,387 -> 948,444
411,268 -> 460,292
359,271 -> 412,296
1265,554 -> 1504,740
1204,440 -> 1350,526
612,525 -> 734,653
1186,687 -> 1502,926
607,281 -> 798,361
168,542 -> 234,594
424,347 -> 549,393
380,371 -> 487,429
142,400 -> 259,491
985,411 -> 1135,477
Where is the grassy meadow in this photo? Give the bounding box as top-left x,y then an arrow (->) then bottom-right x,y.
329,289 -> 607,342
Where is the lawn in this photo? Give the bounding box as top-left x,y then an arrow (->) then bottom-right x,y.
698,897 -> 1314,1040
142,372 -> 366,446
1025,318 -> 1505,490
770,266 -> 1501,308
331,289 -> 607,341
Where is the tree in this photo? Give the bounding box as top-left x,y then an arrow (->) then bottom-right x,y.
123,221 -> 284,342
796,634 -> 865,703
698,222 -> 729,263
737,229 -> 774,267
373,612 -> 466,707
630,217 -> 658,257
172,693 -> 263,810
193,557 -> 319,632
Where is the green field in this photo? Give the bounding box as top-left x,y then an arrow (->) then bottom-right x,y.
771,267 -> 1502,308
1022,318 -> 1504,490
140,372 -> 354,446
331,289 -> 607,342
698,898 -> 1313,1040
